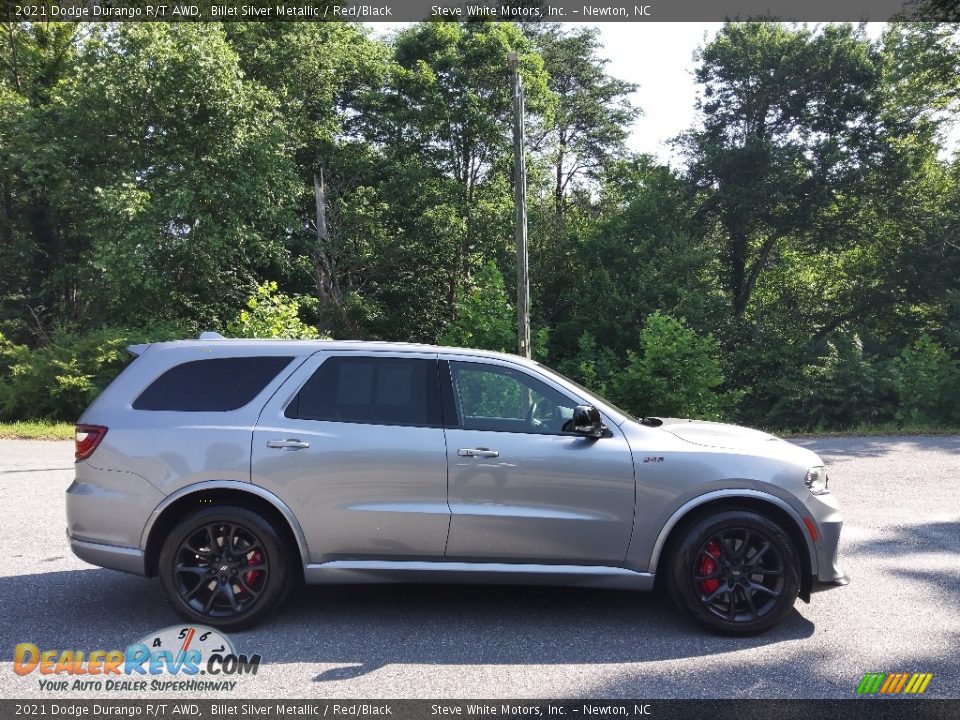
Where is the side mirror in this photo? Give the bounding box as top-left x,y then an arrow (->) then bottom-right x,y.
572,405 -> 607,438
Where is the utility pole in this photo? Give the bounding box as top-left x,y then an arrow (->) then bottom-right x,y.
508,51 -> 531,359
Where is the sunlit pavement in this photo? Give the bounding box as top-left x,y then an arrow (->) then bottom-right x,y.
1,437 -> 957,699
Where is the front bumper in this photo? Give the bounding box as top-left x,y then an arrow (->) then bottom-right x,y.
812,573 -> 850,593
805,489 -> 847,586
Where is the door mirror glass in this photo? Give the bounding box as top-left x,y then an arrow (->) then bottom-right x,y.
572,405 -> 607,438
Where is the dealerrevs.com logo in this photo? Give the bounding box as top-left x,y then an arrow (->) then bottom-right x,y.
856,672 -> 934,695
13,625 -> 261,692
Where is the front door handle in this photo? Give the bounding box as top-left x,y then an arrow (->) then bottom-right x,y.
457,448 -> 499,458
266,439 -> 310,450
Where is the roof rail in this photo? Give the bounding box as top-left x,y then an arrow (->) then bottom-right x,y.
198,331 -> 225,340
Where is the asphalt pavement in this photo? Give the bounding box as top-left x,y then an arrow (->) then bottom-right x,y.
0,436 -> 957,699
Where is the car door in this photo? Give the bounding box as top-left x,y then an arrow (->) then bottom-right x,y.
442,358 -> 636,566
251,351 -> 450,563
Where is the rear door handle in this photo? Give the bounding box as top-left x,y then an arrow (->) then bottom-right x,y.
266,439 -> 310,450
457,448 -> 499,458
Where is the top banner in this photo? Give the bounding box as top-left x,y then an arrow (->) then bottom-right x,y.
4,0 -> 960,22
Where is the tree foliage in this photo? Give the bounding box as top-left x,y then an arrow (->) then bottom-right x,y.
1,21 -> 959,430
610,312 -> 729,420
439,261 -> 515,352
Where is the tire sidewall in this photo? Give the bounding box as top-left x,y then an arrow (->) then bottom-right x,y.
668,510 -> 802,635
158,506 -> 291,632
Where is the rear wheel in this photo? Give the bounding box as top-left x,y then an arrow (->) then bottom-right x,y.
667,510 -> 801,635
158,505 -> 293,631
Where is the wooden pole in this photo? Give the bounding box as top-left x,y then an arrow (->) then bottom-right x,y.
509,52 -> 531,359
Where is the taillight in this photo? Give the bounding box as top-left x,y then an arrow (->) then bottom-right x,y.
75,424 -> 108,461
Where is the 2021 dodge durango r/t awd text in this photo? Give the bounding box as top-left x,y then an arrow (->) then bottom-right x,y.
67,335 -> 847,634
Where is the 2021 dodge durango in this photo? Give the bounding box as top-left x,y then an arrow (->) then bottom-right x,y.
67,335 -> 847,634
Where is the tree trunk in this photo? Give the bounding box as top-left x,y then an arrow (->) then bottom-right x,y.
554,144 -> 565,217
313,171 -> 342,308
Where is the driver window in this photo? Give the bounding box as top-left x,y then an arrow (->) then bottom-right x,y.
450,361 -> 577,434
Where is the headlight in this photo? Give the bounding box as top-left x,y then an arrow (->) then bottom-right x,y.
805,465 -> 830,495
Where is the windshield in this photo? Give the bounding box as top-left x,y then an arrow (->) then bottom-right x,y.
533,362 -> 638,423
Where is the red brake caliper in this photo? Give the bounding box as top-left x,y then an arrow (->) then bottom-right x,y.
699,540 -> 720,595
243,550 -> 262,592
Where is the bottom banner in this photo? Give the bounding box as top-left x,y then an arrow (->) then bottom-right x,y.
0,699 -> 955,720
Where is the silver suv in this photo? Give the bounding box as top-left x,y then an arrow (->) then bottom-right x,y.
67,335 -> 846,634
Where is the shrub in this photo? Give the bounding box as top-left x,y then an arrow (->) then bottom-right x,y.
0,326 -> 180,421
226,281 -> 322,340
610,312 -> 728,419
895,334 -> 960,425
753,334 -> 896,432
439,261 -> 515,352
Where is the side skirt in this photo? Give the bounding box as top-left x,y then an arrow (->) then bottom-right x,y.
303,560 -> 654,591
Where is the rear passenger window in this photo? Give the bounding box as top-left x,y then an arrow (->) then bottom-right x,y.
133,357 -> 293,412
287,356 -> 441,427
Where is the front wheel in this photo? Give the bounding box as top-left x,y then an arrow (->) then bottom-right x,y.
158,505 -> 293,631
666,510 -> 801,635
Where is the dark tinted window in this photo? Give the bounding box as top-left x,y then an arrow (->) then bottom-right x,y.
133,356 -> 293,412
287,356 -> 441,427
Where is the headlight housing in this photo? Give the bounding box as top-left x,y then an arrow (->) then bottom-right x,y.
805,465 -> 830,495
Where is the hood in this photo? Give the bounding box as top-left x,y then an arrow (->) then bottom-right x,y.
653,418 -> 782,451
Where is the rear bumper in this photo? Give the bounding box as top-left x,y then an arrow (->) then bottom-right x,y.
68,529 -> 146,576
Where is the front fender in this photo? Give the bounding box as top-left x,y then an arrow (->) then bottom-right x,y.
637,488 -> 818,578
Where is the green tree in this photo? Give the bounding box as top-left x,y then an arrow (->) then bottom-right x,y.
895,334 -> 960,424
529,25 -> 637,215
366,21 -> 549,315
223,23 -> 389,324
0,325 -> 180,421
539,156 -> 720,362
688,23 -> 884,321
0,23 -> 83,339
65,24 -> 300,329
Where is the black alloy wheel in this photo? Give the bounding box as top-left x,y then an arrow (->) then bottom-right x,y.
158,505 -> 293,631
668,510 -> 801,635
174,521 -> 269,617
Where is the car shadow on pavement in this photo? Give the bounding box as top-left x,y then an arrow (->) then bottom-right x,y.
842,519 -> 960,559
0,568 -> 815,681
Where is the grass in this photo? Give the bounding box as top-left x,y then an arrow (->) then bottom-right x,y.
1,419 -> 957,442
0,420 -> 75,440
779,422 -> 960,439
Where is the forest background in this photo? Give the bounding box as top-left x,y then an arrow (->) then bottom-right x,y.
1,20 -> 959,433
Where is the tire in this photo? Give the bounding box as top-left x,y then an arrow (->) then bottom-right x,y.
158,505 -> 294,631
666,509 -> 801,635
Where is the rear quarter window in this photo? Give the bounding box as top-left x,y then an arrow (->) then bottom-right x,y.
133,356 -> 294,412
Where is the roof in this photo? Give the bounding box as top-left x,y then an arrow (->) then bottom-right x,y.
132,335 -> 536,367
